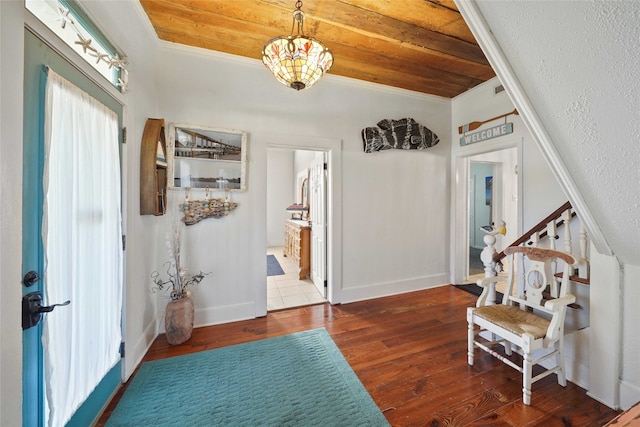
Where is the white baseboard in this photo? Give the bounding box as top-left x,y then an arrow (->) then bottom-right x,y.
339,273 -> 450,304
124,318 -> 158,381
619,380 -> 640,410
194,302 -> 257,327
158,301 -> 257,334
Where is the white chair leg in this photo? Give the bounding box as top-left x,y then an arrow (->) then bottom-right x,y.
523,353 -> 533,405
504,341 -> 512,356
468,320 -> 475,366
556,339 -> 567,386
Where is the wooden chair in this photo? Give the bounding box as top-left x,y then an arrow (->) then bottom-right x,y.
467,246 -> 576,405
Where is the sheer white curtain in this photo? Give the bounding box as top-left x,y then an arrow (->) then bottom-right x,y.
42,69 -> 123,427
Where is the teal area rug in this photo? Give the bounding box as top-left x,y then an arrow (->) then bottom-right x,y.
267,254 -> 285,276
106,328 -> 389,426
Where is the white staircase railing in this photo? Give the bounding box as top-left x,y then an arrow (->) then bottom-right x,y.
482,201 -> 589,281
478,201 -> 590,332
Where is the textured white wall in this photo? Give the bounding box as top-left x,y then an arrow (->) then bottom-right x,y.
462,0 -> 640,409
472,0 -> 640,266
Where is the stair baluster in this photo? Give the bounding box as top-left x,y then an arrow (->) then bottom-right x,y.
579,223 -> 589,279
547,219 -> 559,296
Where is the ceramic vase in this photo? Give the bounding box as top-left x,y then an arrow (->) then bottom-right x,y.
164,296 -> 194,345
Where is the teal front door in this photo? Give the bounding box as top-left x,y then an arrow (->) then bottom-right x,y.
22,28 -> 123,427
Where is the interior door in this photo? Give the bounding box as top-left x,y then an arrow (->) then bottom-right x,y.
309,152 -> 327,297
22,29 -> 123,427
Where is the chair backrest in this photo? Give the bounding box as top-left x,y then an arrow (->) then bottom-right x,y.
501,246 -> 576,310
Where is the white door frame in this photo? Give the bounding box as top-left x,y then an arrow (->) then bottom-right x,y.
265,135 -> 342,305
451,142 -> 521,285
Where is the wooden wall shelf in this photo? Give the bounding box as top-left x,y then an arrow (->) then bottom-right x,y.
140,118 -> 167,215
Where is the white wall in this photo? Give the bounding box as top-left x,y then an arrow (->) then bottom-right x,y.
266,148 -> 316,247
0,2 -> 25,425
294,150 -> 316,186
471,0 -> 640,267
458,0 -> 640,409
450,77 -> 565,283
621,264 -> 640,408
154,41 -> 452,317
266,148 -> 294,247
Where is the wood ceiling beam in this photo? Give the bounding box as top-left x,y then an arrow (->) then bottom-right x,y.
258,0 -> 485,62
154,27 -> 473,97
144,3 -> 492,76
139,0 -> 494,97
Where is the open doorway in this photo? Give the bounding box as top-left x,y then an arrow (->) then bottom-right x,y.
461,147 -> 518,284
469,162 -> 495,278
266,148 -> 328,311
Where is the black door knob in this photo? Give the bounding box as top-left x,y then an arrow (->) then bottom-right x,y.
22,291 -> 70,330
23,271 -> 40,287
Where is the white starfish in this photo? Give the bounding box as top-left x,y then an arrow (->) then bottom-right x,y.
107,58 -> 120,69
118,57 -> 129,70
56,5 -> 74,29
116,78 -> 129,93
74,34 -> 96,54
89,51 -> 110,65
108,54 -> 129,70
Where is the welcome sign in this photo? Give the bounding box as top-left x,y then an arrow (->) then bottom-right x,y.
460,122 -> 513,146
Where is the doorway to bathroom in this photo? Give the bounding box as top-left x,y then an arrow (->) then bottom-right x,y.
266,148 -> 329,311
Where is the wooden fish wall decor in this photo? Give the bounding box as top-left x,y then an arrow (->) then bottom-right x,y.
362,118 -> 439,153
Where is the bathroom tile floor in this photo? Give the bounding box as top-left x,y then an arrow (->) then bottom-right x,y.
267,247 -> 326,311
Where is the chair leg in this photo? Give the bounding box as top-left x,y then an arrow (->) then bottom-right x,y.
504,341 -> 512,356
468,320 -> 475,366
556,338 -> 567,386
523,353 -> 533,405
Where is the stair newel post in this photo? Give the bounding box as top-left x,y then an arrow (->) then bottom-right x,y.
480,233 -> 498,304
480,220 -> 506,305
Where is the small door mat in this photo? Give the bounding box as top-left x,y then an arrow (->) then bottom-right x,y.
267,254 -> 285,276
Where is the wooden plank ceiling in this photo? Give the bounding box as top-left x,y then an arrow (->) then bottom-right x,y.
139,0 -> 495,98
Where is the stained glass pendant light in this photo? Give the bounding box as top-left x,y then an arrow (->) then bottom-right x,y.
262,1 -> 333,90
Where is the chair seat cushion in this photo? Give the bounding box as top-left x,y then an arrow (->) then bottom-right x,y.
472,305 -> 550,339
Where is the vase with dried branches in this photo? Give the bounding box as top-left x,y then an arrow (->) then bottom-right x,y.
152,217 -> 209,345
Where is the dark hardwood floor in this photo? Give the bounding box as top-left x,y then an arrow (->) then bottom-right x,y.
97,285 -> 619,426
